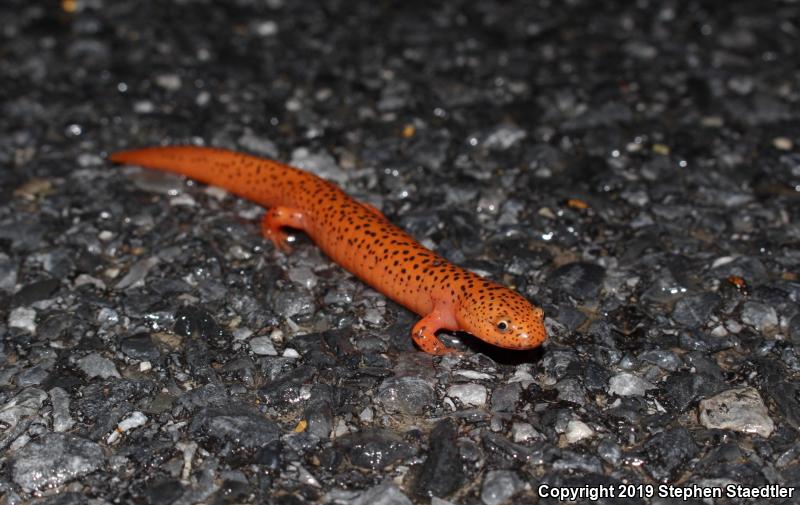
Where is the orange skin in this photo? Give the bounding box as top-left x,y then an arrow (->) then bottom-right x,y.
110,147 -> 547,354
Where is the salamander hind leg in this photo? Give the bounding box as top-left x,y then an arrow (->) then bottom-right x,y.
411,312 -> 459,356
260,207 -> 308,253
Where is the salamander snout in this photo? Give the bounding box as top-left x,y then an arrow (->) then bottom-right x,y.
456,284 -> 547,350
488,307 -> 546,350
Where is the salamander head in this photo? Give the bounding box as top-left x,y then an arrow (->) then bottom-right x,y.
456,281 -> 547,350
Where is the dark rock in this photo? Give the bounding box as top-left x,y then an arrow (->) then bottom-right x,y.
413,418 -> 466,498
12,433 -> 105,492
37,312 -> 81,341
304,385 -> 334,438
16,362 -> 52,386
790,314 -> 800,345
551,450 -> 604,474
30,492 -> 93,505
268,287 -> 315,318
671,293 -> 721,328
191,405 -> 282,449
259,365 -> 316,409
754,359 -> 800,429
554,305 -> 587,331
337,429 -> 414,470
376,376 -> 435,415
490,382 -> 523,413
711,257 -> 768,286
555,377 -> 589,405
639,427 -> 699,482
638,349 -> 682,372
660,370 -> 726,413
173,306 -> 222,340
120,332 -> 160,361
547,262 -> 606,300
76,378 -> 156,420
253,441 -> 283,471
144,479 -> 184,505
178,382 -> 230,409
291,331 -> 340,369
482,432 -> 535,464
11,278 -> 61,307
580,361 -> 612,392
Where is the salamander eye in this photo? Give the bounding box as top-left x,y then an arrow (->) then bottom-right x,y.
496,320 -> 509,332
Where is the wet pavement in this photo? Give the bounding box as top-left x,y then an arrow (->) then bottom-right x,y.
1,0 -> 799,503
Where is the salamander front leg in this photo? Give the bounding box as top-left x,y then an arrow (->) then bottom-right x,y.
260,207 -> 308,253
411,311 -> 460,356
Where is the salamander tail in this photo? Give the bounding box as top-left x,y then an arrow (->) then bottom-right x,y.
109,146 -> 294,206
110,146 -> 234,185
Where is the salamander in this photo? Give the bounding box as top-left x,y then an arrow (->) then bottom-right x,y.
109,146 -> 547,354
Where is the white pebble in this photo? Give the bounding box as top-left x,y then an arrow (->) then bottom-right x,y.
699,387 -> 774,438
455,370 -> 494,380
608,372 -> 655,397
74,274 -> 106,290
76,353 -> 121,379
564,419 -> 594,443
133,100 -> 155,114
9,307 -> 36,333
169,193 -> 196,207
773,136 -> 793,151
204,186 -> 228,200
447,384 -> 488,407
254,20 -> 278,37
118,411 -> 148,432
250,336 -> 278,356
233,328 -> 253,341
511,422 -> 538,443
359,407 -> 373,422
155,73 -> 182,91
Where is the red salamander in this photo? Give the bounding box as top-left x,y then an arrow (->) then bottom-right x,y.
110,146 -> 547,354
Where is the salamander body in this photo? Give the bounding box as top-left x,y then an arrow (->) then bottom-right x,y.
110,146 -> 546,354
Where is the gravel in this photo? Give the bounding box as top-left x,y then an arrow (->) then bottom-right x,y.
75,353 -> 122,379
11,433 -> 105,492
481,470 -> 525,505
376,376 -> 436,416
249,335 -> 279,356
698,387 -> 775,438
608,372 -> 656,397
8,307 -> 36,333
2,0 -> 799,503
0,388 -> 47,428
447,384 -> 488,408
564,419 -> 595,444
